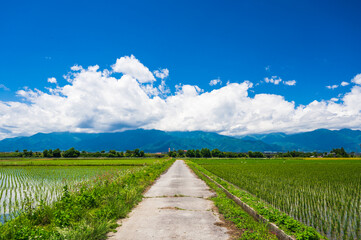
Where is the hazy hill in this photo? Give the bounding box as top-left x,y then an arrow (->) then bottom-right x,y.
239,129 -> 361,152
0,129 -> 280,152
1,128 -> 360,153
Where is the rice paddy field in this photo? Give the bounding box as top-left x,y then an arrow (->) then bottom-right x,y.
0,158 -> 158,166
191,158 -> 361,240
0,158 -> 159,224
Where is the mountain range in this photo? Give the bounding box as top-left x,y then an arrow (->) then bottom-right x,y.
0,129 -> 360,153
238,128 -> 361,153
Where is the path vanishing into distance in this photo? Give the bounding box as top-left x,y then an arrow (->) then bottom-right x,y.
108,160 -> 231,240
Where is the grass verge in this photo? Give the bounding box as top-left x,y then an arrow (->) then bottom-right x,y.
186,160 -> 278,240
0,159 -> 174,240
187,161 -> 325,240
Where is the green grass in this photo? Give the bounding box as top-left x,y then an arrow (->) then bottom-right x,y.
0,158 -> 160,166
0,159 -> 174,239
191,158 -> 361,240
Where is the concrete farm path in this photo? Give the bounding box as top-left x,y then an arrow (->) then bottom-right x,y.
107,160 -> 231,240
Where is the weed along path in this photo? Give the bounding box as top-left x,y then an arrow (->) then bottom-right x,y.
108,160 -> 230,240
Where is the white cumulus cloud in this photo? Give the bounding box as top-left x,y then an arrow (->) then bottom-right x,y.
264,76 -> 282,85
341,81 -> 349,87
284,80 -> 296,86
47,77 -> 57,84
0,56 -> 361,140
209,78 -> 222,86
264,76 -> 296,86
112,55 -> 155,83
326,85 -> 338,90
71,65 -> 83,71
154,69 -> 169,79
351,73 -> 361,85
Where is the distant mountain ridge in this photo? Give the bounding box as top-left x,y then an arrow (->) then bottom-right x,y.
238,129 -> 361,153
0,129 -> 279,152
0,129 -> 360,153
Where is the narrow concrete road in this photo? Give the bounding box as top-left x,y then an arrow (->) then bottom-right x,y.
108,160 -> 230,240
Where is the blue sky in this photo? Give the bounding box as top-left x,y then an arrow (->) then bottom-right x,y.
0,0 -> 361,139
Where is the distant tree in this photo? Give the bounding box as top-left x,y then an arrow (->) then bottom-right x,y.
201,148 -> 211,158
211,149 -> 221,158
43,149 -> 49,158
167,150 -> 177,158
62,147 -> 80,158
22,149 -> 33,157
224,152 -> 239,158
125,150 -> 133,157
108,150 -> 117,157
117,151 -> 124,157
139,150 -> 145,157
195,149 -> 202,158
186,149 -> 196,158
248,151 -> 264,158
330,147 -> 349,158
134,149 -> 140,157
177,150 -> 185,157
101,150 -> 105,153
218,151 -> 226,158
53,148 -> 62,158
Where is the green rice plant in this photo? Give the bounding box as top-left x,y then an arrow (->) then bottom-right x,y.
0,165 -> 136,223
0,159 -> 173,240
187,161 -> 278,239
191,158 -> 361,240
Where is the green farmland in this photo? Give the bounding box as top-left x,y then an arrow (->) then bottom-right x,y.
0,158 -> 159,166
0,158 -> 172,239
0,158 -> 159,223
191,158 -> 361,240
0,165 -> 136,223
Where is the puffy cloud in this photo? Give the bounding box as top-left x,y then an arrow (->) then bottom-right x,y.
264,76 -> 296,86
209,78 -> 222,86
341,81 -> 349,87
326,85 -> 338,90
351,73 -> 361,85
47,77 -> 57,84
284,80 -> 296,86
0,56 -> 361,140
71,65 -> 83,71
112,55 -> 155,83
0,84 -> 10,91
154,68 -> 169,79
264,76 -> 282,85
1,73 -> 164,140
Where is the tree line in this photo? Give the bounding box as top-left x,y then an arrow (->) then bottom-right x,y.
275,147 -> 353,158
0,148 -> 148,158
168,148 -> 265,158
0,147 -> 356,158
